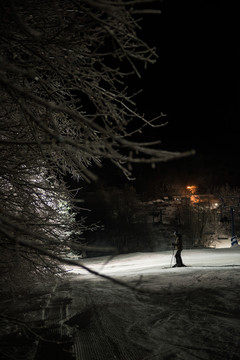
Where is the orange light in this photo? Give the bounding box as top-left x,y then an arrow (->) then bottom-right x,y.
186,185 -> 197,194
190,195 -> 200,203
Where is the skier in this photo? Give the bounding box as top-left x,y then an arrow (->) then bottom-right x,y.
172,230 -> 185,267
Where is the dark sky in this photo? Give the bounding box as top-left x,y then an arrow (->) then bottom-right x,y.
87,1 -> 240,191
133,0 -> 240,187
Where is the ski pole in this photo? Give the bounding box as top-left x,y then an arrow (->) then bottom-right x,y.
170,246 -> 175,268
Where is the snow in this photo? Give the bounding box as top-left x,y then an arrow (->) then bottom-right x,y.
3,247 -> 239,359
63,246 -> 240,359
65,246 -> 240,279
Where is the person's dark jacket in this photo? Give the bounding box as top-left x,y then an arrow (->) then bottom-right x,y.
172,233 -> 182,251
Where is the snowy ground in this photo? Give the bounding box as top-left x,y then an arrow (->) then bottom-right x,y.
65,246 -> 240,280
1,247 -> 240,360
61,246 -> 240,359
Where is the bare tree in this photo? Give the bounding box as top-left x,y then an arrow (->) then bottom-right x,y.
0,0 -> 194,288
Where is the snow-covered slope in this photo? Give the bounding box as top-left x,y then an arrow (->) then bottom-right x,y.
63,247 -> 240,359
65,246 -> 240,279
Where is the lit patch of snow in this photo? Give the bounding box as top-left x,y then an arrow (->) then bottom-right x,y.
64,246 -> 240,279
62,246 -> 240,359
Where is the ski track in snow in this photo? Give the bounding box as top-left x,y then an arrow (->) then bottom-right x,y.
61,247 -> 240,360
1,247 -> 240,359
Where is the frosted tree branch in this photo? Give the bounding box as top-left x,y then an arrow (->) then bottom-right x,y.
0,0 -> 194,288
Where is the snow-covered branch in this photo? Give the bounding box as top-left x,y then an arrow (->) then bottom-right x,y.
0,0 -> 194,290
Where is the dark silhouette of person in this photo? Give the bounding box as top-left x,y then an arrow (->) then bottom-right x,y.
172,230 -> 185,267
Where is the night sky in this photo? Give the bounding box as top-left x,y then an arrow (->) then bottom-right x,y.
132,0 -> 240,188
83,1 -> 239,191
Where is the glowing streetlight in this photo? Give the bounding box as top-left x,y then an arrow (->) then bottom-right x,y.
186,185 -> 197,194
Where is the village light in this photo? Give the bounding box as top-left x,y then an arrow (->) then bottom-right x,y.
186,185 -> 199,203
186,185 -> 197,194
